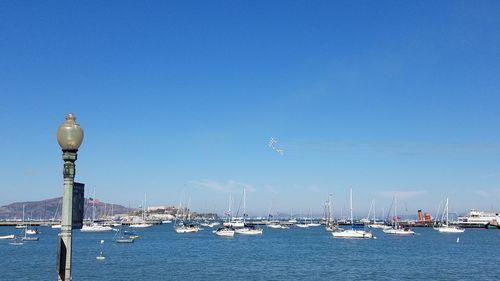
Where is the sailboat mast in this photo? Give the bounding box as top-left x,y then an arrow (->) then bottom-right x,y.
446,197 -> 449,227
143,193 -> 147,221
228,192 -> 232,222
92,187 -> 96,222
394,196 -> 398,227
350,188 -> 353,226
243,188 -> 246,223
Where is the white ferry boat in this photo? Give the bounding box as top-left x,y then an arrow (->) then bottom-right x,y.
457,209 -> 500,228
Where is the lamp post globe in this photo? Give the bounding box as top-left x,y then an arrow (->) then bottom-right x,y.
57,113 -> 84,281
57,113 -> 84,151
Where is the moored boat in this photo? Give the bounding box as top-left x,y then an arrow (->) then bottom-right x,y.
331,189 -> 374,239
214,227 -> 235,237
436,198 -> 465,233
174,223 -> 199,233
383,196 -> 416,236
81,223 -> 114,232
234,225 -> 263,235
457,209 -> 500,228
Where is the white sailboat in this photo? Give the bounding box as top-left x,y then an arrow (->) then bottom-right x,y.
51,198 -> 62,228
367,200 -> 390,229
234,188 -> 263,235
174,197 -> 199,233
174,222 -> 200,233
214,227 -> 235,237
222,192 -> 244,228
295,222 -> 309,228
21,227 -> 39,242
332,189 -> 374,239
15,204 -> 27,229
436,198 -> 465,233
81,188 -> 113,232
383,196 -> 415,235
266,205 -> 289,229
215,193 -> 236,237
295,211 -> 310,228
304,208 -> 320,227
130,194 -> 153,228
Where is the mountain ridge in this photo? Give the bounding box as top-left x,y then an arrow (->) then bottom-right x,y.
0,197 -> 132,220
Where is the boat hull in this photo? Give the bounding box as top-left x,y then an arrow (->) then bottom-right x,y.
234,228 -> 263,235
129,223 -> 153,228
116,239 -> 134,243
332,230 -> 374,239
295,224 -> 309,228
22,237 -> 39,241
437,226 -> 465,233
81,225 -> 114,232
175,226 -> 199,233
215,229 -> 235,237
383,228 -> 415,235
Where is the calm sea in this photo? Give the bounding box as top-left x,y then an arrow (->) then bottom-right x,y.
1,225 -> 500,280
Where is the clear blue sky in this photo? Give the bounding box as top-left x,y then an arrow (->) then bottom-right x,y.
1,1 -> 500,218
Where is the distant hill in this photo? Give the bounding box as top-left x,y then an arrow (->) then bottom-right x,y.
0,197 -> 133,220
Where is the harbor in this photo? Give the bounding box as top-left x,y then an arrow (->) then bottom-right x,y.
1,223 -> 500,280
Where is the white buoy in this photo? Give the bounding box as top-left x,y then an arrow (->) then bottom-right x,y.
456,237 -> 460,243
96,240 -> 105,260
96,252 -> 105,260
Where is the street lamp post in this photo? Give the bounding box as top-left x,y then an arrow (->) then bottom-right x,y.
57,113 -> 84,281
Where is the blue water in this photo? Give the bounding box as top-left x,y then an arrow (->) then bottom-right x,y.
1,225 -> 500,280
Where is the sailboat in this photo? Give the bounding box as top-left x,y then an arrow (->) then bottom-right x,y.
306,208 -> 321,227
215,193 -> 235,237
325,194 -> 339,232
295,210 -> 310,228
214,227 -> 235,237
21,227 -> 39,242
234,188 -> 263,235
51,198 -> 62,228
81,188 -> 113,232
24,206 -> 40,235
222,192 -> 244,228
174,197 -> 199,233
383,196 -> 415,235
15,204 -> 27,229
130,194 -> 153,228
332,189 -> 374,239
266,204 -> 289,229
367,200 -> 390,229
436,198 -> 465,233
113,225 -> 134,243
